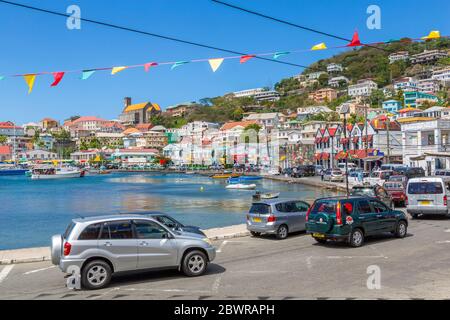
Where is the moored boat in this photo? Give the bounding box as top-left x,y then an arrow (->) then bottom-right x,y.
31,167 -> 84,180
212,173 -> 240,179
0,164 -> 28,176
225,183 -> 256,190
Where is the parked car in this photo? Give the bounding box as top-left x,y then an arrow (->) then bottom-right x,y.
406,177 -> 450,219
350,183 -> 394,209
337,162 -> 357,174
323,169 -> 344,182
305,196 -> 408,247
51,215 -> 216,290
366,170 -> 394,186
315,165 -> 324,175
383,181 -> 407,207
246,199 -> 311,239
381,164 -> 407,173
142,212 -> 206,236
388,175 -> 408,186
402,167 -> 425,180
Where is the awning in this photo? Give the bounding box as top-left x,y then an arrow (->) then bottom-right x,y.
362,135 -> 373,143
321,152 -> 330,160
335,151 -> 348,160
315,138 -> 322,144
424,152 -> 450,158
363,156 -> 384,162
352,136 -> 359,143
340,138 -> 349,144
410,155 -> 426,161
314,153 -> 321,160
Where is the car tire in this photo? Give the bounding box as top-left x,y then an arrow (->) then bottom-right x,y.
81,260 -> 112,290
394,220 -> 408,238
276,224 -> 289,240
411,214 -> 419,219
181,250 -> 208,277
313,237 -> 327,244
349,228 -> 364,247
250,231 -> 261,237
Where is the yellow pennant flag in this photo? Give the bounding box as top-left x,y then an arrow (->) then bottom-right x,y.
23,74 -> 36,94
422,30 -> 440,40
208,58 -> 224,72
311,43 -> 327,51
111,66 -> 127,75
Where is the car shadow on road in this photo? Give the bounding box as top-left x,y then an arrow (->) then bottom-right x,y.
255,230 -> 308,241
311,232 -> 414,250
109,263 -> 226,287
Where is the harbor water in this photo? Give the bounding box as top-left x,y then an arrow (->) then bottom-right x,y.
0,172 -> 335,250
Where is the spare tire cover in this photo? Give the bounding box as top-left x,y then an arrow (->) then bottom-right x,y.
51,234 -> 63,265
311,213 -> 334,233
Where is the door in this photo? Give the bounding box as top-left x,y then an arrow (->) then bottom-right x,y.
292,201 -> 310,231
356,200 -> 379,236
98,220 -> 138,272
369,199 -> 396,232
133,220 -> 178,270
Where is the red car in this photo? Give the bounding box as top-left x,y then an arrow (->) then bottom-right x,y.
383,181 -> 406,206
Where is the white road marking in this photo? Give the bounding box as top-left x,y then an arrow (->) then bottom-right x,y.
436,240 -> 450,244
0,265 -> 15,284
212,275 -> 222,294
216,241 -> 228,253
23,266 -> 56,275
306,256 -> 313,270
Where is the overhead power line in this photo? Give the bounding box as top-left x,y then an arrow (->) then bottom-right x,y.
212,0 -> 388,52
0,0 -> 308,69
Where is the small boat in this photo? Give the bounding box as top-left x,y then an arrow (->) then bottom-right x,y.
226,183 -> 256,190
31,166 -> 84,180
252,191 -> 280,201
212,173 -> 240,179
0,164 -> 28,176
238,176 -> 262,181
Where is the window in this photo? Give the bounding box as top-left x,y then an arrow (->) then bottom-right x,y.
78,223 -> 101,240
310,200 -> 337,215
154,215 -> 178,228
294,201 -> 310,212
134,221 -> 168,239
357,200 -> 372,214
100,221 -> 133,239
249,204 -> 271,214
370,200 -> 389,213
408,182 -> 443,194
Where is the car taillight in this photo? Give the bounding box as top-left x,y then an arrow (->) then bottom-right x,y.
444,195 -> 447,206
305,207 -> 311,222
405,195 -> 408,206
336,201 -> 342,225
63,242 -> 71,256
267,215 -> 276,222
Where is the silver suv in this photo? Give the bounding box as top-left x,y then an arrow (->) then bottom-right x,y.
51,215 -> 216,290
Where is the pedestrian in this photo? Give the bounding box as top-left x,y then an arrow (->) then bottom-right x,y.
321,169 -> 324,181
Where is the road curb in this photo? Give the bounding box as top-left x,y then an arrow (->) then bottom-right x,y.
208,231 -> 250,241
1,256 -> 50,266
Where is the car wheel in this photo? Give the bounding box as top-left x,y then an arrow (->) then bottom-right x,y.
181,250 -> 208,277
394,220 -> 408,238
250,231 -> 261,237
349,228 -> 364,247
276,224 -> 289,240
81,260 -> 112,290
411,214 -> 419,219
313,237 -> 327,244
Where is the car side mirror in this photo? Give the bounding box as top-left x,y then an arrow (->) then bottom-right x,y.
162,232 -> 174,239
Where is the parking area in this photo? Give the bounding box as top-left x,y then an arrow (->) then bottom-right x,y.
2,216 -> 450,300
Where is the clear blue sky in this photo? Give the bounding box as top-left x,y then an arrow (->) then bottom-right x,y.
0,0 -> 449,124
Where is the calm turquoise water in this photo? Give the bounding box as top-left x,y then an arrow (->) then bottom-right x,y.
0,172 -> 335,250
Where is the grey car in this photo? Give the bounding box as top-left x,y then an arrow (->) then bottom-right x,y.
246,199 -> 310,239
51,214 -> 216,290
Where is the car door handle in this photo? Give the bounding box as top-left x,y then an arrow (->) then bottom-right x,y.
103,242 -> 112,247
139,241 -> 148,246
376,214 -> 383,218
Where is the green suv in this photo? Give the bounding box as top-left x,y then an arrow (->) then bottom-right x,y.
305,196 -> 408,247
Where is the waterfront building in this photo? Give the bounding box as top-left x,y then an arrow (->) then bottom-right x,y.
0,121 -> 26,153
0,145 -> 11,161
95,132 -> 124,148
99,121 -> 125,133
18,149 -> 58,161
327,63 -> 343,74
401,118 -> 450,174
143,129 -> 169,150
37,133 -> 55,151
348,79 -> 378,97
328,76 -> 349,88
111,148 -> 159,167
308,88 -> 338,103
118,97 -> 161,126
411,50 -> 448,65
388,51 -> 410,64
70,149 -> 101,163
382,100 -> 403,114
314,126 -> 341,169
403,91 -> 440,108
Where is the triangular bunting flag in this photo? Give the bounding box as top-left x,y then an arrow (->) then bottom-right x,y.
23,74 -> 36,94
144,62 -> 158,72
311,43 -> 327,51
81,70 -> 95,80
347,30 -> 362,47
422,30 -> 440,40
51,72 -> 65,87
111,66 -> 127,75
171,61 -> 189,70
208,58 -> 224,72
240,55 -> 256,64
273,51 -> 290,59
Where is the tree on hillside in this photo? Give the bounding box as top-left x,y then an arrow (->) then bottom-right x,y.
89,138 -> 101,149
0,135 -> 7,145
369,90 -> 386,108
231,107 -> 244,121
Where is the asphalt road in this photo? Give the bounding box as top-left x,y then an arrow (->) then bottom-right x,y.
2,216 -> 450,300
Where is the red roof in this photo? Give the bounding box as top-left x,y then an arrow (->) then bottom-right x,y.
220,120 -> 258,131
71,116 -> 107,124
0,145 -> 11,155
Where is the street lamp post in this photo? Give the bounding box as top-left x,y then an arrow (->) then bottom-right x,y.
340,104 -> 350,197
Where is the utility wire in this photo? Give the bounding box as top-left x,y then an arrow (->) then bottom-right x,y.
0,0 -> 308,69
212,0 -> 388,52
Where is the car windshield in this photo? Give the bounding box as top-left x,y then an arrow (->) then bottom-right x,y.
384,182 -> 403,190
389,176 -> 404,182
249,203 -> 271,214
332,171 -> 341,175
310,200 -> 337,214
351,188 -> 376,196
408,182 -> 443,194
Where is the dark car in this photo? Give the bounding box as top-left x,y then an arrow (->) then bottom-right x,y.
350,184 -> 393,209
305,196 -> 408,247
388,175 -> 408,186
383,181 -> 407,206
135,212 -> 206,236
399,167 -> 425,180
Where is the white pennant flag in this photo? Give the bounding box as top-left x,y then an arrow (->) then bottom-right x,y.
208,58 -> 224,72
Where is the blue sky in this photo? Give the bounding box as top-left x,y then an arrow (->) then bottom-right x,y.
0,0 -> 449,124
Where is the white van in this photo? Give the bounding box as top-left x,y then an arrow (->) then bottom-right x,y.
365,170 -> 394,186
406,177 -> 450,219
337,163 -> 357,173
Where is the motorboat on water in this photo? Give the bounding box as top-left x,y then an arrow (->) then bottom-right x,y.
31,166 -> 84,180
228,176 -> 262,184
225,183 -> 256,190
252,191 -> 280,201
0,164 -> 28,176
212,173 -> 240,179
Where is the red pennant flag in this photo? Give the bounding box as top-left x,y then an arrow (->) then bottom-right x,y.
144,62 -> 158,72
347,30 -> 362,47
51,72 -> 65,87
240,54 -> 256,64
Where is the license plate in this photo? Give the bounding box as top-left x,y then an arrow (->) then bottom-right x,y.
252,217 -> 262,223
419,200 -> 432,206
313,233 -> 325,238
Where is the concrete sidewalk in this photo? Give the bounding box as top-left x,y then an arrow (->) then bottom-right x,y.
263,175 -> 356,192
0,224 -> 249,265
